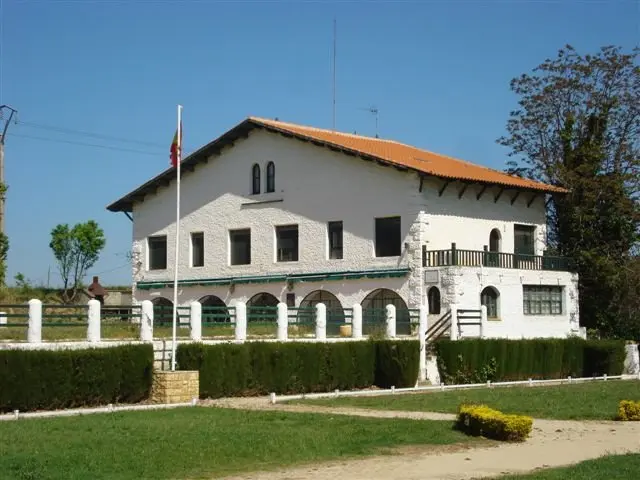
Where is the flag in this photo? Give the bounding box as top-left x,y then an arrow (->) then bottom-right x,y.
170,122 -> 182,167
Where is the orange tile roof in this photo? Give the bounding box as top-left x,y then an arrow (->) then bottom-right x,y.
249,116 -> 567,194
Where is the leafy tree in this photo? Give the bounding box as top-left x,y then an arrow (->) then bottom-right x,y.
498,45 -> 640,336
0,232 -> 8,287
49,220 -> 106,303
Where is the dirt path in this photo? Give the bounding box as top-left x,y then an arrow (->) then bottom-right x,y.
203,397 -> 640,480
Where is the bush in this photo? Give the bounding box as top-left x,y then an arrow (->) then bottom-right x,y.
616,400 -> 640,421
455,404 -> 533,442
176,340 -> 419,398
434,338 -> 626,384
0,344 -> 153,413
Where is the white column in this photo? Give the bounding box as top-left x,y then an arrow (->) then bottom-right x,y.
190,301 -> 202,342
449,304 -> 458,341
27,299 -> 42,343
0,311 -> 6,325
480,305 -> 488,339
385,304 -> 396,338
351,303 -> 363,339
87,299 -> 101,343
418,304 -> 428,382
277,302 -> 288,341
235,302 -> 247,341
315,303 -> 327,340
140,300 -> 154,342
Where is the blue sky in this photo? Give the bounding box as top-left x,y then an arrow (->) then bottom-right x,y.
1,0 -> 638,287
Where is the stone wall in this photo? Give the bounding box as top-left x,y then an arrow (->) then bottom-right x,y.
151,370 -> 199,404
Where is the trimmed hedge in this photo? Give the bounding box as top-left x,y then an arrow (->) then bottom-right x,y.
434,338 -> 626,384
0,344 -> 154,413
455,404 -> 533,442
176,340 -> 419,398
616,400 -> 640,421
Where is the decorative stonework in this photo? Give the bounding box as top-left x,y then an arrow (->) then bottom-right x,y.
151,370 -> 199,404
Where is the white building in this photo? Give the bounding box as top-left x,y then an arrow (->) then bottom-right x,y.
107,117 -> 580,339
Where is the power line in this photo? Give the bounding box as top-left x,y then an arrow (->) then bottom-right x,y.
7,132 -> 162,156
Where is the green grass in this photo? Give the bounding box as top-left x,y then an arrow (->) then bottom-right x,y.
0,407 -> 472,480
492,454 -> 640,479
293,380 -> 640,420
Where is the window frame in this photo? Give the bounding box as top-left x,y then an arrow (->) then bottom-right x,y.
266,161 -> 275,193
514,224 -> 536,256
190,231 -> 205,268
374,216 -> 402,257
427,287 -> 441,315
523,285 -> 563,315
276,224 -> 299,262
229,228 -> 252,266
328,220 -> 343,260
251,164 -> 261,195
481,286 -> 499,319
148,235 -> 168,271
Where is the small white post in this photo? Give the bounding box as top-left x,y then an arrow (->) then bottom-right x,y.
277,303 -> 288,341
385,304 -> 396,338
0,311 -> 6,325
480,305 -> 488,339
190,301 -> 202,341
140,300 -> 154,342
449,304 -> 458,341
235,302 -> 247,341
87,299 -> 101,343
315,302 -> 327,340
351,303 -> 363,339
418,304 -> 428,382
27,299 -> 42,344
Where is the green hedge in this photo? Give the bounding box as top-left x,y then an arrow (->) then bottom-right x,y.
434,338 -> 626,384
0,344 -> 154,413
176,340 -> 419,398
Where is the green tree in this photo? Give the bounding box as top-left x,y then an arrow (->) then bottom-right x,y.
498,45 -> 640,336
49,220 -> 106,303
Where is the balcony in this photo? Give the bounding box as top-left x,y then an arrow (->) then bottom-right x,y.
422,243 -> 571,272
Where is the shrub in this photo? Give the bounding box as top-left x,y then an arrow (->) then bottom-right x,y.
616,400 -> 640,421
0,344 -> 153,413
435,338 -> 626,384
455,403 -> 533,442
176,340 -> 419,398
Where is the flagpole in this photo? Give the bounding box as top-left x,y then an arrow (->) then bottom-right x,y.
171,104 -> 182,372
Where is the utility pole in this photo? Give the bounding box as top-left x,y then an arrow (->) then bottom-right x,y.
0,105 -> 17,235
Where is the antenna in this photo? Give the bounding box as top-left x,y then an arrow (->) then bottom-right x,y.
359,105 -> 379,138
332,17 -> 337,130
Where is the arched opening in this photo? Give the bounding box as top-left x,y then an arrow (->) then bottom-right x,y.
299,290 -> 345,334
481,286 -> 499,319
361,288 -> 410,335
247,292 -> 279,323
251,164 -> 261,194
199,295 -> 230,323
266,161 -> 275,193
151,297 -> 173,325
427,287 -> 441,315
489,229 -> 501,252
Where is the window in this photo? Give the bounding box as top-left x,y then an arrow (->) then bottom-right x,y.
489,229 -> 501,252
328,221 -> 343,259
523,286 -> 563,315
375,216 -> 401,257
191,232 -> 204,267
148,235 -> 167,270
276,225 -> 299,262
266,161 -> 275,193
514,224 -> 535,256
481,287 -> 499,319
427,287 -> 441,315
251,164 -> 261,194
230,229 -> 251,265
286,293 -> 295,308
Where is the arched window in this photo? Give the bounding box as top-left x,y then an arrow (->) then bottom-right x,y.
361,288 -> 411,336
199,295 -> 230,323
427,287 -> 441,315
151,297 -> 173,326
266,161 -> 275,193
489,229 -> 501,252
247,292 -> 279,323
251,164 -> 261,194
481,286 -> 499,319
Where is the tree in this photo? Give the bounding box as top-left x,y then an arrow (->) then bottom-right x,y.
49,220 -> 106,303
498,45 -> 640,336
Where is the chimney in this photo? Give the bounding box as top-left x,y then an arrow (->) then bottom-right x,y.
88,276 -> 107,297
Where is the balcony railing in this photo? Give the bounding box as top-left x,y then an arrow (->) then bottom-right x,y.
422,243 -> 570,272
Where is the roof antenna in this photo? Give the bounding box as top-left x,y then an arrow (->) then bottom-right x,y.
359,105 -> 379,138
332,17 -> 337,131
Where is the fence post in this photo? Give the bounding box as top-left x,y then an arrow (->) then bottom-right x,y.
0,311 -> 6,325
235,302 -> 247,341
449,304 -> 458,340
190,301 -> 202,342
140,300 -> 154,342
87,299 -> 101,343
277,302 -> 288,341
385,304 -> 396,338
315,303 -> 327,340
480,305 -> 488,339
418,304 -> 428,382
352,303 -> 363,339
27,299 -> 42,343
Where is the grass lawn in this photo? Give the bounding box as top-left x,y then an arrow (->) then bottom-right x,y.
0,406 -> 473,480
293,380 -> 640,420
491,454 -> 640,479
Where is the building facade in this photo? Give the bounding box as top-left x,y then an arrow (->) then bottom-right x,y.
107,117 -> 580,339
